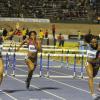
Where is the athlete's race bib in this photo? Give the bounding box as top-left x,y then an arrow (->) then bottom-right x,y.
28,45 -> 37,52
87,50 -> 97,58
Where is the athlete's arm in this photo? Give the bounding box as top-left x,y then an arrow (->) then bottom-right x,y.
16,39 -> 27,51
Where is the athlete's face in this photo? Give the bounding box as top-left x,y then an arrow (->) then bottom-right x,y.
30,32 -> 36,39
91,39 -> 97,47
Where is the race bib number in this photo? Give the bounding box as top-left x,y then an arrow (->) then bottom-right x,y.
87,50 -> 97,58
28,45 -> 37,52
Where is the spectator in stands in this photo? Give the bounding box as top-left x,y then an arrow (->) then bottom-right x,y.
57,33 -> 64,47
39,29 -> 44,42
44,29 -> 49,45
78,30 -> 81,40
0,28 -> 3,36
52,24 -> 56,39
2,28 -> 8,39
22,28 -> 27,40
44,29 -> 48,38
8,28 -> 14,41
52,24 -> 56,46
14,29 -> 22,42
0,33 -> 3,45
25,28 -> 29,39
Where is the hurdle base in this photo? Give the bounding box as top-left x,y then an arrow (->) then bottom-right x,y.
44,75 -> 74,78
3,73 -> 8,77
11,74 -> 15,77
14,74 -> 41,78
45,75 -> 49,78
73,75 -> 78,79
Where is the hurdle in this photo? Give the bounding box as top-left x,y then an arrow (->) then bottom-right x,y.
4,51 -> 86,79
4,47 -> 42,77
39,53 -> 86,79
41,52 -> 100,79
3,42 -> 99,79
4,43 -> 16,76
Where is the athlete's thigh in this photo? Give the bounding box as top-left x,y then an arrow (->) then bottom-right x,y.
93,66 -> 99,77
25,58 -> 36,70
0,58 -> 4,74
85,62 -> 93,77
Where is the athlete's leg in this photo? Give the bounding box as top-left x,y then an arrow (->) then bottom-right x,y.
25,58 -> 36,89
85,62 -> 94,95
0,57 -> 4,85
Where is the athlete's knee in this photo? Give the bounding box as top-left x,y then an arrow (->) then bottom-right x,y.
88,75 -> 93,79
0,72 -> 3,81
85,68 -> 93,78
33,64 -> 36,71
0,73 -> 3,77
0,69 -> 3,75
87,72 -> 93,79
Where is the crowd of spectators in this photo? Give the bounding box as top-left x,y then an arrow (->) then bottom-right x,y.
0,0 -> 92,19
0,0 -> 100,21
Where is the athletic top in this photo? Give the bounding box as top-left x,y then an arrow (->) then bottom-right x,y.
28,39 -> 37,53
86,44 -> 97,59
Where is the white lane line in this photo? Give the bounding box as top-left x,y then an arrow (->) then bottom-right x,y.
8,75 -> 66,100
0,90 -> 17,100
15,67 -> 90,94
46,68 -> 100,84
45,77 -> 90,93
15,66 -> 99,85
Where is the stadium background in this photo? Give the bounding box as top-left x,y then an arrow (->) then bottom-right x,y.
0,0 -> 100,100
0,0 -> 100,36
